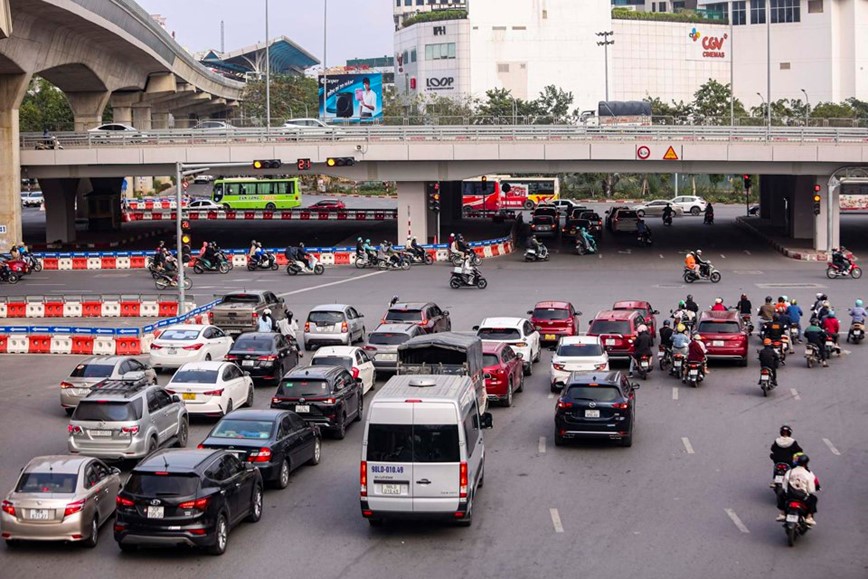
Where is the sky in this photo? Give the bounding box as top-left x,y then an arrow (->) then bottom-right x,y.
137,0 -> 395,68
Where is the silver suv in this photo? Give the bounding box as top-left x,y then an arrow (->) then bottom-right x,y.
68,380 -> 189,461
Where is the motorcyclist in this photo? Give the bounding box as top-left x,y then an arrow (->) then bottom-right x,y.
762,313 -> 786,345
579,227 -> 597,253
672,324 -> 690,359
777,453 -> 819,526
704,202 -> 714,224
458,254 -> 479,284
248,240 -> 259,261
363,238 -> 376,262
450,236 -> 465,262
769,425 -> 803,483
296,242 -> 312,270
636,218 -> 651,243
803,318 -> 828,367
528,235 -> 546,258
662,203 -> 674,224
694,250 -> 710,277
659,320 -> 674,350
200,241 -> 217,269
457,234 -> 470,257
736,294 -> 753,316
153,241 -> 167,269
821,311 -> 840,348
384,241 -> 402,267
407,236 -> 426,260
816,300 -> 831,323
258,308 -> 276,333
711,297 -> 727,312
355,237 -> 364,257
775,296 -> 789,314
758,296 -> 776,326
831,247 -> 851,273
811,293 -> 828,317
672,300 -> 695,329
684,252 -> 698,275
686,334 -> 708,378
787,299 -> 804,343
758,338 -> 781,386
849,299 -> 866,324
684,294 -> 699,314
629,325 -> 654,377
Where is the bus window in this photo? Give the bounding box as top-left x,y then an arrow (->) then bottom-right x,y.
274,181 -> 288,195
256,181 -> 273,195
227,183 -> 242,196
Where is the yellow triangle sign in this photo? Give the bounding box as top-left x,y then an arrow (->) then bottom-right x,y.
663,146 -> 679,160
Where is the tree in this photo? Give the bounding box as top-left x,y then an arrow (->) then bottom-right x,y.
476,88 -> 537,124
643,95 -> 691,124
810,101 -> 854,119
844,97 -> 868,118
534,85 -> 577,124
691,79 -> 746,125
19,77 -> 74,132
239,75 -> 318,125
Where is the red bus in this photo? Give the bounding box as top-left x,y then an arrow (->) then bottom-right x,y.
461,176 -> 559,212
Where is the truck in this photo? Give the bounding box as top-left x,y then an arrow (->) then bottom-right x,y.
579,100 -> 652,127
208,290 -> 288,336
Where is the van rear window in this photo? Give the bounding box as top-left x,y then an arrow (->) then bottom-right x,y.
366,424 -> 460,463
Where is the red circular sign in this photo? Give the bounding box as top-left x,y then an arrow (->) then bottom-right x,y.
637,145 -> 651,160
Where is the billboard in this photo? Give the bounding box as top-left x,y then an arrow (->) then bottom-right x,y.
318,73 -> 383,123
686,27 -> 730,62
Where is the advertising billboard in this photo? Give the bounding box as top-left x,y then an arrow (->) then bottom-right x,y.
686,27 -> 730,62
318,73 -> 383,123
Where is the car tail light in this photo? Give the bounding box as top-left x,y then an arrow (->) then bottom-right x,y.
360,461 -> 368,496
552,363 -> 565,371
203,389 -> 224,396
150,344 -> 163,350
459,462 -> 468,498
189,528 -> 208,535
325,397 -> 336,404
63,499 -> 85,517
341,321 -> 348,332
351,367 -> 359,379
612,402 -> 629,409
121,425 -> 139,434
305,322 -> 311,332
557,400 -> 572,409
60,381 -> 75,389
179,497 -> 209,510
1,500 -> 14,516
116,496 -> 134,508
182,343 -> 204,351
249,448 -> 272,463
595,363 -> 607,370
208,311 -> 214,323
258,355 -> 277,361
363,345 -> 376,351
252,312 -> 258,319
271,397 -> 281,405
224,354 -> 237,361
68,425 -> 82,434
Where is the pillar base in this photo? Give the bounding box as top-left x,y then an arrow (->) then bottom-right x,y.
396,181 -> 429,244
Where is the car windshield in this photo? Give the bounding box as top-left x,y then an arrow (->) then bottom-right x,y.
533,308 -> 570,320
279,379 -> 332,397
16,472 -> 78,494
221,294 -> 260,304
125,473 -> 200,497
477,328 -> 522,340
308,311 -> 345,324
482,354 -> 500,367
385,309 -> 423,323
159,329 -> 200,341
210,419 -> 274,439
171,369 -> 219,384
698,321 -> 741,334
589,320 -> 630,335
74,400 -> 142,421
368,332 -> 411,346
557,343 -> 603,357
312,356 -> 352,370
366,424 -> 460,463
70,363 -> 114,378
566,385 -> 622,402
232,337 -> 275,352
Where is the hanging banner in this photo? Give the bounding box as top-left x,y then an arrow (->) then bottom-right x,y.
318,73 -> 383,124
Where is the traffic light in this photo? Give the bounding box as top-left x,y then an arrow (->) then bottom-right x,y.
481,175 -> 489,194
253,159 -> 282,169
812,184 -> 822,216
428,183 -> 441,213
743,174 -> 752,190
326,157 -> 355,167
180,219 -> 192,262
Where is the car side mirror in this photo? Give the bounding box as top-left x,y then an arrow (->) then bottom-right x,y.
632,382 -> 640,390
480,412 -> 494,429
576,311 -> 583,317
472,325 -> 480,331
653,310 -> 660,315
483,373 -> 492,380
243,371 -> 251,377
442,311 -> 449,317
527,310 -> 533,315
515,352 -> 524,359
171,394 -> 182,403
111,467 -> 122,475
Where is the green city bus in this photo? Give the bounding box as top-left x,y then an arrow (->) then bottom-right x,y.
211,177 -> 302,210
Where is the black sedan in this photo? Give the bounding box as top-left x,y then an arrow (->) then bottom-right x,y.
224,332 -> 300,386
114,449 -> 263,556
199,409 -> 321,489
554,371 -> 638,447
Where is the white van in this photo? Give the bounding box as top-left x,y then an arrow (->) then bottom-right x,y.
360,375 -> 493,527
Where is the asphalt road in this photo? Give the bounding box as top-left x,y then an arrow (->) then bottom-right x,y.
1,210 -> 867,578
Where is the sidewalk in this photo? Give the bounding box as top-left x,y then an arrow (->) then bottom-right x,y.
735,217 -> 827,261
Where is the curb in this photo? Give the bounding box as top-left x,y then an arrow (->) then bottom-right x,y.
735,217 -> 827,261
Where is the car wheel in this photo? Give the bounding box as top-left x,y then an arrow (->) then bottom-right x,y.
308,437 -> 321,465
503,382 -> 513,407
354,397 -> 363,422
146,437 -> 158,455
690,206 -> 701,216
533,347 -> 541,363
82,516 -> 99,549
174,420 -> 188,448
333,415 -> 347,440
224,400 -> 233,417
64,407 -> 74,416
620,432 -> 634,447
245,387 -> 254,407
265,203 -> 276,211
208,514 -> 229,555
523,362 -> 532,377
740,357 -> 748,367
205,353 -> 212,361
246,485 -> 263,522
554,430 -> 565,446
516,372 -> 524,393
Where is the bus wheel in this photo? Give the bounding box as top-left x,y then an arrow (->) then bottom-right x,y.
524,200 -> 535,210
265,203 -> 276,211
222,204 -> 231,210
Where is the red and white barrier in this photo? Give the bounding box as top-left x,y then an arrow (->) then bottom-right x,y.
0,296 -> 195,319
123,209 -> 397,223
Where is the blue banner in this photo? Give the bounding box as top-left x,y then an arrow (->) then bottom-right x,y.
319,73 -> 383,124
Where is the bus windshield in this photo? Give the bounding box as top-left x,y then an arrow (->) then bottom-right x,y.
212,178 -> 302,210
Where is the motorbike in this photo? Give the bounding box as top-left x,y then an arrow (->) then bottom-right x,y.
671,309 -> 696,333
379,253 -> 411,271
804,343 -> 821,368
0,262 -> 20,284
403,249 -> 434,265
214,249 -> 234,270
154,272 -> 192,291
193,255 -> 231,274
704,212 -> 714,225
671,352 -> 685,378
826,256 -> 862,279
354,252 -> 379,269
450,251 -> 481,267
524,246 -> 549,262
771,462 -> 790,500
758,366 -> 776,397
683,264 -> 721,284
824,337 -> 840,358
450,267 -> 488,290
662,213 -> 673,227
783,494 -> 812,547
35,136 -> 63,150
20,254 -> 42,273
637,230 -> 653,247
147,256 -> 178,279
287,255 -> 325,276
658,346 -> 673,372
847,322 -> 864,344
575,236 -> 597,256
787,326 -> 799,350
771,338 -> 788,364
683,360 -> 704,388
636,354 -> 652,380
740,313 -> 755,336
247,252 -> 279,271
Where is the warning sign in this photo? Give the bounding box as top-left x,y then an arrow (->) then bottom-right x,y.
663,146 -> 679,161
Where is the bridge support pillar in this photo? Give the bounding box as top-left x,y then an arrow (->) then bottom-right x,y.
67,91 -> 111,132
396,181 -> 429,244
40,178 -> 79,243
152,111 -> 171,130
0,72 -> 30,250
132,104 -> 152,131
790,176 -> 815,241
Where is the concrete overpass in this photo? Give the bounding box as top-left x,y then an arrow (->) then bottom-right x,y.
17,125 -> 868,250
0,0 -> 245,249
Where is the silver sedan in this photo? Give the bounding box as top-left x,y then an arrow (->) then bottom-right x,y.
632,200 -> 684,217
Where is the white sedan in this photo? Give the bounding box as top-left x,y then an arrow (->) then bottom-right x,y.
475,317 -> 541,376
549,336 -> 609,392
149,324 -> 234,370
186,199 -> 223,209
165,361 -> 253,416
310,346 -> 376,395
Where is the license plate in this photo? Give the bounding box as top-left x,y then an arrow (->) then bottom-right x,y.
689,370 -> 698,378
167,348 -> 177,356
657,351 -> 664,358
544,334 -> 556,341
147,506 -> 164,519
28,509 -> 50,520
761,375 -> 769,382
377,353 -> 396,361
825,341 -> 833,347
774,475 -> 784,483
242,360 -> 254,367
228,451 -> 245,459
90,430 -> 112,437
713,340 -> 724,347
381,484 -> 403,495
786,513 -> 799,523
585,409 -> 600,418
605,339 -> 616,346
295,405 -> 310,413
640,360 -> 649,369
182,392 -> 196,400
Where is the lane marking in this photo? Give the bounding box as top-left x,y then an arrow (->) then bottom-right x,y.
790,388 -> 801,401
744,250 -> 751,255
598,253 -> 602,259
539,436 -> 546,454
822,438 -> 841,456
672,387 -> 679,400
277,271 -> 386,297
659,254 -> 665,259
549,508 -> 564,533
617,249 -> 632,255
547,393 -> 554,399
26,283 -> 65,286
720,254 -> 726,259
725,508 -> 751,533
681,437 -> 695,454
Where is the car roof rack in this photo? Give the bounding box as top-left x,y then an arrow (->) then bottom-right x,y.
87,378 -> 153,398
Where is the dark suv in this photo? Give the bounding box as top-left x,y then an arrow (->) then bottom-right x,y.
224,332 -> 300,386
114,449 -> 263,555
270,366 -> 362,439
554,371 -> 639,447
382,302 -> 451,334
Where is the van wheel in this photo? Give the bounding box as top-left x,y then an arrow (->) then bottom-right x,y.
456,493 -> 473,527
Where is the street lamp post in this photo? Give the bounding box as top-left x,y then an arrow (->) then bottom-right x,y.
321,0 -> 328,121
766,0 -> 771,130
596,31 -> 614,102
801,88 -> 810,126
265,0 -> 271,131
756,91 -> 767,120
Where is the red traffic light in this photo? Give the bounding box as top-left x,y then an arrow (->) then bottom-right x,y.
813,184 -> 821,192
743,174 -> 750,179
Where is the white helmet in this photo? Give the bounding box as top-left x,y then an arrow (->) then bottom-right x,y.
263,308 -> 271,316
714,298 -> 722,304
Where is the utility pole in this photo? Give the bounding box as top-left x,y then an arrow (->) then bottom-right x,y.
265,0 -> 271,132
596,31 -> 614,102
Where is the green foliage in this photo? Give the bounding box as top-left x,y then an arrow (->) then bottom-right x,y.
240,74 -> 318,125
534,85 -> 578,124
19,78 -> 74,132
475,88 -> 538,122
612,7 -> 726,24
691,79 -> 747,125
810,101 -> 855,119
402,9 -> 468,28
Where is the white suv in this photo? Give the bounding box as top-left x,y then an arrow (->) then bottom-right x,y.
474,317 -> 541,376
668,195 -> 707,216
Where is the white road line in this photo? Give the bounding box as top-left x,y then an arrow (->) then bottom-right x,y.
720,254 -> 726,259
659,254 -> 665,259
672,387 -> 679,400
681,437 -> 695,454
598,253 -> 602,259
725,508 -> 751,533
549,508 -> 564,533
790,388 -> 801,401
547,393 -> 554,399
539,436 -> 547,454
744,250 -> 751,255
822,438 -> 841,456
277,271 -> 386,297
26,283 -> 65,286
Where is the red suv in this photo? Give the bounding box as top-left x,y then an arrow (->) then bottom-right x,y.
696,311 -> 749,365
613,300 -> 659,339
528,301 -> 582,343
482,342 -> 524,407
587,310 -> 645,359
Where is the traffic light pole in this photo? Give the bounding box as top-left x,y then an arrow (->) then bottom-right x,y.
175,161 -> 186,313
745,184 -> 750,217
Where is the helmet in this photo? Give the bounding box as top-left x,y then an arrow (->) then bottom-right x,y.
791,299 -> 798,305
741,293 -> 747,300
856,299 -> 863,307
782,295 -> 789,302
792,453 -> 810,468
251,240 -> 257,245
715,298 -> 723,304
263,308 -> 271,316
299,242 -> 305,248
679,300 -> 686,308
677,324 -> 686,332
686,295 -> 693,301
763,338 -> 772,346
816,292 -> 823,299
822,300 -> 830,308
411,236 -> 417,242
780,425 -> 793,437
357,237 -> 362,242
663,320 -> 670,327
829,310 -> 836,318
765,296 -> 773,303
821,294 -> 828,301
695,250 -> 702,257
366,239 -> 371,244
694,334 -> 703,341
637,324 -> 648,333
